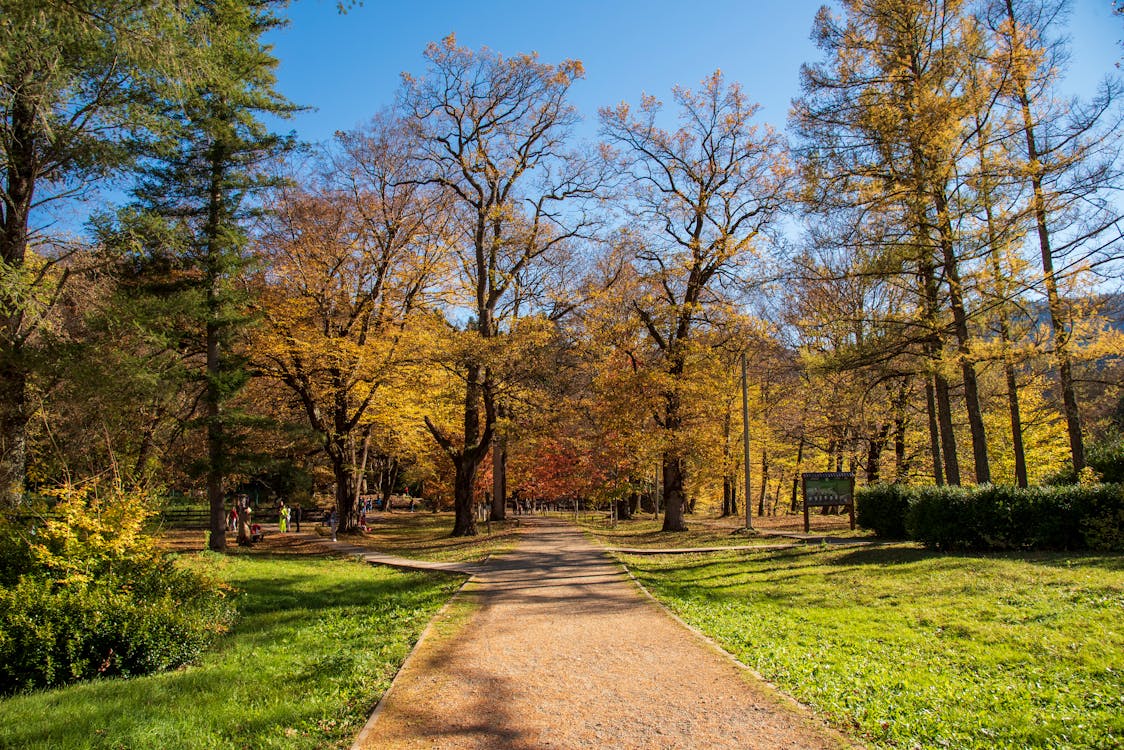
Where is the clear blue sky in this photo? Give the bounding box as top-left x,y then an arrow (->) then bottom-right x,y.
266,0 -> 1123,144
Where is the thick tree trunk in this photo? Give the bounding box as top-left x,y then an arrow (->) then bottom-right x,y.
1,95 -> 34,509
867,423 -> 889,484
335,468 -> 357,533
452,458 -> 478,536
661,454 -> 688,531
722,476 -> 738,517
616,495 -> 633,520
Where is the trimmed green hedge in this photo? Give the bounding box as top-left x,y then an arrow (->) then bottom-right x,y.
854,483 -> 912,539
855,482 -> 1124,551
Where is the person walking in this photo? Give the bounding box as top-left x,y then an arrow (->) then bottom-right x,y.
329,506 -> 338,542
278,501 -> 289,533
292,503 -> 302,532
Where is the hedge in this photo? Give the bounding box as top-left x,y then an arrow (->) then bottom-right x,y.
855,482 -> 1124,551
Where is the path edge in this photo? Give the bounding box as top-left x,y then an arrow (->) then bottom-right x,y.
613,555 -> 863,750
348,570 -> 478,750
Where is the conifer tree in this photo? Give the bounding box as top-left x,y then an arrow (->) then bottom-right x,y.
116,0 -> 297,550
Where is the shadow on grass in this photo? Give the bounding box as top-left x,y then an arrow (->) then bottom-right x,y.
229,555 -> 460,616
0,556 -> 461,750
831,545 -> 1124,571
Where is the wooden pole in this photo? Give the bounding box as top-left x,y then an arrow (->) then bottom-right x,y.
742,352 -> 753,531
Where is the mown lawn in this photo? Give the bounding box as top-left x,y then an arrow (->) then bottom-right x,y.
0,554 -> 462,749
623,545 -> 1124,749
583,513 -> 872,549
353,511 -> 522,562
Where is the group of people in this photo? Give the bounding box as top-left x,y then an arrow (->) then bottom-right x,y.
276,500 -> 302,533
225,496 -> 305,541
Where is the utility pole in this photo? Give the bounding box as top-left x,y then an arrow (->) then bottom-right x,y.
742,352 -> 753,532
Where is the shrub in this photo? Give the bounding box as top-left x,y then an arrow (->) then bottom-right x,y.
904,482 -> 1123,552
0,482 -> 236,694
904,485 -> 975,549
1043,433 -> 1124,485
855,484 -> 913,538
1087,434 -> 1124,484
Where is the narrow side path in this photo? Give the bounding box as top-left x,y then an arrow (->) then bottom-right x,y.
357,517 -> 856,750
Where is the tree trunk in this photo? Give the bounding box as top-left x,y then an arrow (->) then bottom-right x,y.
935,372 -> 961,486
452,458 -> 479,536
925,378 -> 944,485
490,437 -> 506,521
1006,363 -> 1029,487
1006,0 -> 1085,474
892,379 -> 910,482
867,423 -> 889,484
935,194 -> 990,484
790,434 -> 805,512
661,454 -> 688,531
205,321 -> 226,552
757,444 -> 768,517
0,78 -> 35,509
616,495 -> 632,520
330,454 -> 358,533
722,476 -> 738,517
0,366 -> 28,508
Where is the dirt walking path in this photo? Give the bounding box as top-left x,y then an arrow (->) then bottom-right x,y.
355,517 -> 855,750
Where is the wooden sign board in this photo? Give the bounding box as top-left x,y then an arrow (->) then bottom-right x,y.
801,472 -> 855,533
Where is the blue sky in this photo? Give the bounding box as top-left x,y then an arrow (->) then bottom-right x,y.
266,0 -> 1124,144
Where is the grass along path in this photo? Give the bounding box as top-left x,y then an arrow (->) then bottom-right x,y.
314,511 -> 522,563
582,513 -> 873,549
622,545 -> 1124,749
0,554 -> 463,749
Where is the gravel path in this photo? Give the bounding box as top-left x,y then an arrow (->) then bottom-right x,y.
356,517 -> 855,750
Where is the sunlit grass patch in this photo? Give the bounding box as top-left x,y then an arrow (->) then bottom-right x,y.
351,511 -> 521,562
624,545 -> 1124,749
0,554 -> 462,749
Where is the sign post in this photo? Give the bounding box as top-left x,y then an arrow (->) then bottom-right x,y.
801,472 -> 855,533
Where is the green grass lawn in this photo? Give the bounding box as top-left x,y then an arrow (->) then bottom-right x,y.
582,513 -> 873,549
353,511 -> 521,562
0,554 -> 462,749
581,516 -> 768,548
623,545 -> 1124,749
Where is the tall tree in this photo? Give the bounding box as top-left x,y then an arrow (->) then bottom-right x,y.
119,0 -> 297,550
794,0 -> 995,484
985,0 -> 1123,473
600,72 -> 789,531
0,0 -> 193,505
401,35 -> 600,536
253,120 -> 439,534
